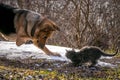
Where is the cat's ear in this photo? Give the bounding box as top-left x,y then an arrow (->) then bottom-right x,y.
72,48 -> 75,51
66,49 -> 69,52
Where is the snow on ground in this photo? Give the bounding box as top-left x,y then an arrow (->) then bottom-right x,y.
0,41 -> 117,68
0,41 -> 71,61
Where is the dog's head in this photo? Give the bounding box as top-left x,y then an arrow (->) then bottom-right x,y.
33,18 -> 60,49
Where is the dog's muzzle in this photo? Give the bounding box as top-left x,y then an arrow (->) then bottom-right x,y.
38,43 -> 45,49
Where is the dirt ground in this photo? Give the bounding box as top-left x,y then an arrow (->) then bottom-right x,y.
0,40 -> 120,79
0,56 -> 120,79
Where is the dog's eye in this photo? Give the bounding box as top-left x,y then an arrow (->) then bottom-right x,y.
43,36 -> 47,39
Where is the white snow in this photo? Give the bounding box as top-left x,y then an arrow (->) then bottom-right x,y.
0,41 -> 117,68
0,41 -> 71,61
97,61 -> 117,68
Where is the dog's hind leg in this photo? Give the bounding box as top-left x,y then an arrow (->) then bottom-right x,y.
0,32 -> 8,41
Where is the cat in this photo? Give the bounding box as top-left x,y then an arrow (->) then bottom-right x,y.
65,46 -> 118,67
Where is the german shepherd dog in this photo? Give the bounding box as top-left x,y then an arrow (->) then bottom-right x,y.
0,3 -> 60,56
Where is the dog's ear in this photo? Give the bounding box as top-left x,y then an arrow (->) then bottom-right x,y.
53,24 -> 60,31
42,24 -> 60,32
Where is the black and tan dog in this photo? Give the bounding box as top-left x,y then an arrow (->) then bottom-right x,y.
0,3 -> 60,56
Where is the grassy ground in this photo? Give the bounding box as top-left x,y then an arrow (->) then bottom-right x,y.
0,55 -> 120,80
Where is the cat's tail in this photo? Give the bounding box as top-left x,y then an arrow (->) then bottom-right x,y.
102,48 -> 119,57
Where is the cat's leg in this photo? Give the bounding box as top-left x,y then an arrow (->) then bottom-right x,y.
89,60 -> 97,67
73,62 -> 80,67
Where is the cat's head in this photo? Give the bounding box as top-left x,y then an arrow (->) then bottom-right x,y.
65,49 -> 77,59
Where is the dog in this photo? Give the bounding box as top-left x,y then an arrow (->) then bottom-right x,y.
0,3 -> 60,56
66,46 -> 118,67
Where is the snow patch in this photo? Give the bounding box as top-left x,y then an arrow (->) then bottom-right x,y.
97,61 -> 117,68
0,41 -> 70,61
0,41 -> 117,68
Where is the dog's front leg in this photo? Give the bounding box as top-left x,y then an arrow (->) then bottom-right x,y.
41,46 -> 61,57
16,36 -> 30,46
16,26 -> 30,46
32,39 -> 61,56
16,37 -> 25,46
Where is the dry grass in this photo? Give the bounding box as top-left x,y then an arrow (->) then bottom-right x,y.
0,56 -> 120,80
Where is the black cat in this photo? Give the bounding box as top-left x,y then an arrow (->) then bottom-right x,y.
66,46 -> 118,67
